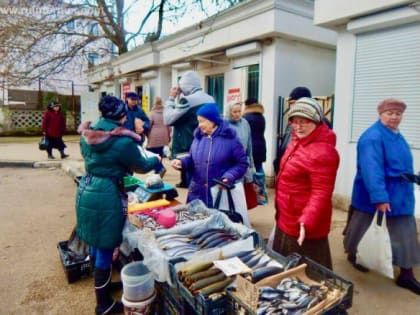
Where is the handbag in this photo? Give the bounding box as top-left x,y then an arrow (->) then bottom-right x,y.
244,181 -> 258,210
356,211 -> 394,279
211,179 -> 249,226
38,137 -> 49,151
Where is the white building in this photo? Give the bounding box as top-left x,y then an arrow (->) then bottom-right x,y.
86,0 -> 337,184
314,0 -> 420,211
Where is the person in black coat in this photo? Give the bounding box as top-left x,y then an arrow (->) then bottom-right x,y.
243,98 -> 266,173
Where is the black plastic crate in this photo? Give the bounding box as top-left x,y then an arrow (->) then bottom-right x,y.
57,241 -> 92,283
155,282 -> 194,315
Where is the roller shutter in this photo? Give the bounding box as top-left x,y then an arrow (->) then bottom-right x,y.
351,22 -> 420,149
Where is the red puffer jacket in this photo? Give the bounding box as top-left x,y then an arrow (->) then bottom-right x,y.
275,123 -> 339,239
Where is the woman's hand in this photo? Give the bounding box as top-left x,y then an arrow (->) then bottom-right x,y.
297,223 -> 305,246
170,159 -> 182,170
376,202 -> 391,212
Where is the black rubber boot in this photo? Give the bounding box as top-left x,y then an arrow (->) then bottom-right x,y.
91,257 -> 122,293
94,268 -> 124,315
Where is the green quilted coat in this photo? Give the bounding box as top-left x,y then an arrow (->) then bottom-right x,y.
76,118 -> 158,249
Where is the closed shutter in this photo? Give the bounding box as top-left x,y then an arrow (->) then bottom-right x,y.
351,22 -> 420,149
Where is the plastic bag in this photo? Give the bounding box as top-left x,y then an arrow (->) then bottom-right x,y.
356,211 -> 394,279
253,172 -> 268,205
267,224 -> 276,249
211,182 -> 250,227
38,137 -> 49,151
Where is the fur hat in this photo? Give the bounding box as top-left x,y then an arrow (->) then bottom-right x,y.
48,101 -> 61,109
179,71 -> 201,95
289,86 -> 312,100
197,103 -> 222,125
99,95 -> 127,120
377,98 -> 406,114
288,97 -> 322,123
126,91 -> 139,100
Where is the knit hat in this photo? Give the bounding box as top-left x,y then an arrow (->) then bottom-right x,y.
377,98 -> 406,114
179,71 -> 201,95
197,103 -> 222,125
289,86 -> 312,100
99,95 -> 127,120
288,97 -> 322,123
126,91 -> 139,100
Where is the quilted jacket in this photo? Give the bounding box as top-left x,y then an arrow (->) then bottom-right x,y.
275,123 -> 339,239
76,118 -> 158,249
181,121 -> 248,207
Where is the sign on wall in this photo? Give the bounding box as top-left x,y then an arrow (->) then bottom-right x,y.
227,88 -> 241,104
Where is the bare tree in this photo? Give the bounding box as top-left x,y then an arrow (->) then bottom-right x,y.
0,0 -> 244,85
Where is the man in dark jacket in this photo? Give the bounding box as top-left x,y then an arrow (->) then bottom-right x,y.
273,87 -> 331,174
124,92 -> 150,140
164,70 -> 214,188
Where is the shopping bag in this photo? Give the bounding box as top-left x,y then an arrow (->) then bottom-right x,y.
244,181 -> 258,210
38,137 -> 49,151
211,179 -> 250,227
356,211 -> 394,279
253,172 -> 268,205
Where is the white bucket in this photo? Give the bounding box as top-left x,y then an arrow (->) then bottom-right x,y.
121,261 -> 155,302
122,290 -> 156,315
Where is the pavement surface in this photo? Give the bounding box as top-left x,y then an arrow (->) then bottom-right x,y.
0,136 -> 419,314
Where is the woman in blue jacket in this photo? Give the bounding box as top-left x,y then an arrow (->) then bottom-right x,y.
170,103 -> 248,209
344,98 -> 420,295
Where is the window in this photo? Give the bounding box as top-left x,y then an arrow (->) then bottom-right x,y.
352,23 -> 420,149
247,64 -> 259,101
89,23 -> 99,36
207,74 -> 224,113
87,53 -> 99,68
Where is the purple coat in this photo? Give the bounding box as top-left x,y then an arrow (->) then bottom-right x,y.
181,121 -> 248,207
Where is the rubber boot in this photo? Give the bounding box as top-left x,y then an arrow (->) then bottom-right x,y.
90,256 -> 122,293
60,150 -> 69,159
94,268 -> 124,315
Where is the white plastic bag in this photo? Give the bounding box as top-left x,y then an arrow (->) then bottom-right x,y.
267,224 -> 276,249
210,182 -> 251,228
356,211 -> 394,279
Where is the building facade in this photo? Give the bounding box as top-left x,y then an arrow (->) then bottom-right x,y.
314,0 -> 420,214
85,0 -> 337,182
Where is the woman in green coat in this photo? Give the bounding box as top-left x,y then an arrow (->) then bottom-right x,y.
76,95 -> 160,315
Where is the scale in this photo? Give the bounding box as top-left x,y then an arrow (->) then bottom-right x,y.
133,181 -> 178,203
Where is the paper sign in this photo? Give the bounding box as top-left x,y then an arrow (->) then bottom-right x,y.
213,257 -> 252,276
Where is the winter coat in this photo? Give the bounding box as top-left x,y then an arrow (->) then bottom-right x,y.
275,123 -> 339,239
228,118 -> 254,183
41,108 -> 66,138
124,105 -> 150,134
76,119 -> 159,249
351,120 -> 414,216
147,107 -> 171,149
243,103 -> 267,164
164,88 -> 214,158
181,121 -> 249,207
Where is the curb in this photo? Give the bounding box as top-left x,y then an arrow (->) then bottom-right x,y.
0,160 -> 37,168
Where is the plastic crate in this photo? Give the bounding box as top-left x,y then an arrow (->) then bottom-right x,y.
228,254 -> 353,315
155,282 -> 194,315
57,241 -> 92,283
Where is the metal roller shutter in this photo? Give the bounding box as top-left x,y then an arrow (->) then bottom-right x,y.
351,22 -> 420,149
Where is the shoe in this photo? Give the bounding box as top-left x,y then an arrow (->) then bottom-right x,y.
61,154 -> 69,159
347,254 -> 369,272
176,183 -> 188,188
396,276 -> 420,295
48,155 -> 55,159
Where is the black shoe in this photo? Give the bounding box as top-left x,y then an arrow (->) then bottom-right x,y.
61,154 -> 69,159
176,182 -> 188,188
48,155 -> 55,159
347,254 -> 369,272
396,276 -> 420,295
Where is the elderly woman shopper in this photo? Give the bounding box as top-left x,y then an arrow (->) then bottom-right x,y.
273,97 -> 340,270
170,103 -> 249,220
344,98 -> 420,295
76,95 -> 160,314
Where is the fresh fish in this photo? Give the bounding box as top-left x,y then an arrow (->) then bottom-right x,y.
252,266 -> 283,283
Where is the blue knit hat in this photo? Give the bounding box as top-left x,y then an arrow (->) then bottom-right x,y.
99,95 -> 127,120
197,103 -> 222,125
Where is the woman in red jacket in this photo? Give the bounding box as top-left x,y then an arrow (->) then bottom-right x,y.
273,97 -> 339,269
41,101 -> 69,159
